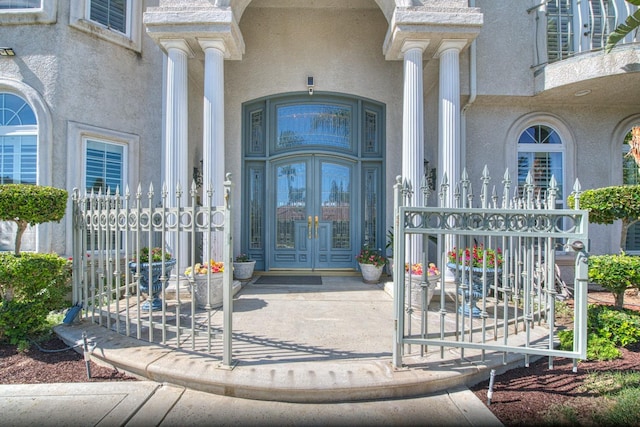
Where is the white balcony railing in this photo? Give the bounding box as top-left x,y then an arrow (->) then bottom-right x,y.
530,0 -> 639,67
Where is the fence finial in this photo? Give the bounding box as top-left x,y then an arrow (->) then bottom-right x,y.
491,185 -> 498,208
525,171 -> 535,208
481,165 -> 490,209
572,179 -> 582,209
502,168 -> 511,208
439,172 -> 449,207
547,175 -> 558,210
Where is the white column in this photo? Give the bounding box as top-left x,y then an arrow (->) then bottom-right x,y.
401,40 -> 429,263
161,39 -> 192,263
437,40 -> 466,208
199,39 -> 226,261
437,40 -> 465,280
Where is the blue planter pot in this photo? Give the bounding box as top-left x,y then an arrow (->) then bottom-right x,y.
129,259 -> 176,311
447,263 -> 500,318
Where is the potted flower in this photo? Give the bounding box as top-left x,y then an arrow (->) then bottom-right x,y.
233,253 -> 256,281
447,244 -> 502,318
405,262 -> 441,309
128,247 -> 176,311
447,244 -> 503,271
185,260 -> 225,309
356,247 -> 387,284
406,262 -> 440,279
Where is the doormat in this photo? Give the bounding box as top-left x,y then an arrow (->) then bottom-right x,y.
253,275 -> 322,285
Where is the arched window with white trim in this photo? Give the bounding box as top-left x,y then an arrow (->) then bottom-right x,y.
0,92 -> 38,251
517,124 -> 565,208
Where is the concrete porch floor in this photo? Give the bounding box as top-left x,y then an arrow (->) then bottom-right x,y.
54,274 -> 548,407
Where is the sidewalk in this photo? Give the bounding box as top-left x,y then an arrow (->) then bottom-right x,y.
0,381 -> 501,426
1,276 -> 508,426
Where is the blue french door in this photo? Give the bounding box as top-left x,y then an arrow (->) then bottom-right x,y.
271,155 -> 355,270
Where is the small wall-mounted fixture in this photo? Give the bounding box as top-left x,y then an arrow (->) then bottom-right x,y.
307,76 -> 314,95
0,47 -> 15,57
423,159 -> 436,191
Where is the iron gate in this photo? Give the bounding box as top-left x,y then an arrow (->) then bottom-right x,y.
392,167 -> 589,369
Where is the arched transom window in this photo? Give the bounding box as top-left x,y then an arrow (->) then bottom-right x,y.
0,93 -> 37,184
517,124 -> 565,207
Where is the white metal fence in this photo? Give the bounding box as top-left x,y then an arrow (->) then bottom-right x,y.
70,176 -> 235,366
71,168 -> 590,372
392,167 -> 589,369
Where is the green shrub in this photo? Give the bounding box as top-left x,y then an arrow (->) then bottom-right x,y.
587,304 -> 640,347
589,253 -> 640,308
568,185 -> 640,251
0,252 -> 72,344
558,304 -> 640,361
0,184 -> 68,255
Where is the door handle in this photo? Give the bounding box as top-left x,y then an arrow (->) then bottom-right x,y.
308,216 -> 312,239
315,216 -> 319,239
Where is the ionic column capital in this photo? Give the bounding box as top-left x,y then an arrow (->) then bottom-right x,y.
401,39 -> 430,55
198,38 -> 227,56
159,38 -> 194,57
434,39 -> 468,58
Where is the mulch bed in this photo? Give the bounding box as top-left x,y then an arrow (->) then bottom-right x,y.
0,336 -> 138,384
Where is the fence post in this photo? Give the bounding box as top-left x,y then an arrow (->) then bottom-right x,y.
222,173 -> 234,368
571,239 -> 589,361
392,176 -> 404,369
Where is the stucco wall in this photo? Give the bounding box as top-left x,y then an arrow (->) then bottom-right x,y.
0,1 -> 164,255
473,1 -> 536,97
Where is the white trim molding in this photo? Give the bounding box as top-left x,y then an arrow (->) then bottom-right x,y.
0,78 -> 54,252
0,0 -> 57,25
505,112 -> 576,211
65,121 -> 140,254
69,0 -> 143,53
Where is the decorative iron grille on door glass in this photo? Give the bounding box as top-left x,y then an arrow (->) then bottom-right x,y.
391,166 -> 589,370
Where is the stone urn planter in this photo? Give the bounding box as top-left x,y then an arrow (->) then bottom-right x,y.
407,273 -> 441,310
189,273 -> 243,309
447,263 -> 500,318
129,259 -> 176,311
359,263 -> 384,284
191,273 -> 225,309
233,260 -> 256,281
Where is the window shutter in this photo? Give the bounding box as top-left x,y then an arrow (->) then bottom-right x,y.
86,140 -> 123,193
90,0 -> 126,34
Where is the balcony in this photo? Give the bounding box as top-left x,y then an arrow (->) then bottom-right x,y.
530,0 -> 640,105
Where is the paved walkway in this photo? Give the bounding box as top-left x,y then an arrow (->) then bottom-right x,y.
0,276 -> 519,426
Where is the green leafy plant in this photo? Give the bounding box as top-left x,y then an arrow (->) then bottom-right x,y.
356,247 -> 386,267
0,252 -> 72,345
557,304 -> 640,361
132,247 -> 172,263
587,304 -> 640,348
568,185 -> 640,252
235,254 -> 251,262
605,0 -> 640,53
0,184 -> 68,255
385,227 -> 394,254
589,253 -> 640,308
